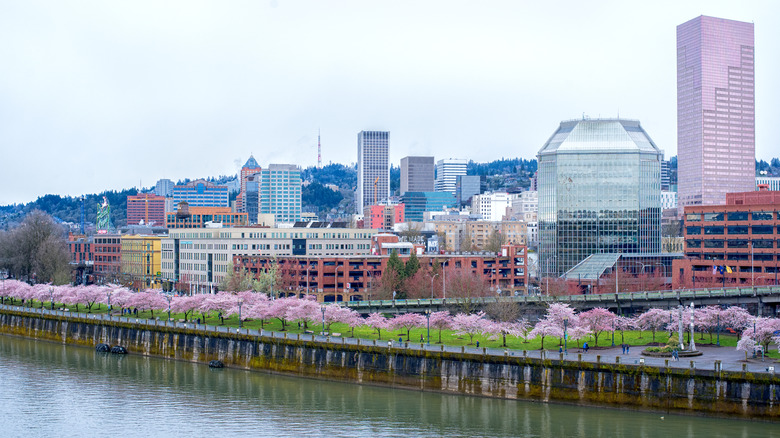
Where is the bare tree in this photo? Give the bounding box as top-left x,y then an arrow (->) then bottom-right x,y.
446,268 -> 490,313
0,210 -> 69,284
484,229 -> 506,253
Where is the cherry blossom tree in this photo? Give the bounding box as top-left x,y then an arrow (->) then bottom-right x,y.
266,297 -> 300,331
492,320 -> 529,347
721,306 -> 752,336
75,285 -> 105,313
364,313 -> 390,340
578,308 -> 616,347
614,315 -> 635,344
636,308 -> 671,342
736,336 -> 756,361
694,306 -> 722,343
451,311 -> 491,345
125,290 -> 168,317
568,325 -> 591,348
286,296 -> 320,331
324,305 -> 360,335
429,311 -> 452,344
529,319 -> 563,350
390,313 -> 426,341
170,295 -> 201,322
244,295 -> 272,328
743,317 -> 780,353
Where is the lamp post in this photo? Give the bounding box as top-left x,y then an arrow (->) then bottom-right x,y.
306,264 -> 310,295
442,261 -> 447,299
165,294 -> 172,320
431,273 -> 439,299
750,240 -> 755,295
425,309 -> 431,345
563,317 -> 568,355
321,304 -> 327,335
716,312 -> 720,347
237,297 -> 244,328
611,318 -> 615,347
49,287 -> 54,310
106,291 -> 112,313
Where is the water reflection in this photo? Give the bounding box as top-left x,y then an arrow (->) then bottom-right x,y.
0,335 -> 775,437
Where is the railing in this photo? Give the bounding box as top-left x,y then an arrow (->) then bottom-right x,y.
0,303 -> 776,375
345,286 -> 780,309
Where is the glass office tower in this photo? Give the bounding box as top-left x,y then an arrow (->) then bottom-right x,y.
538,119 -> 662,277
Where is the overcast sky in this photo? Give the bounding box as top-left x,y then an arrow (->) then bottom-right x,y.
1,0 -> 778,205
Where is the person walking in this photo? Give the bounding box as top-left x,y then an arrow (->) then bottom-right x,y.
621,344 -> 626,355
583,342 -> 589,353
626,344 -> 630,354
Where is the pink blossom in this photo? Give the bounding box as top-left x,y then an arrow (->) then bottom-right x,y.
389,313 -> 426,341
529,318 -> 563,350
721,306 -> 752,333
452,312 -> 491,345
736,337 -> 756,361
636,308 -> 672,342
125,290 -> 168,317
578,308 -> 616,347
429,311 -> 453,344
364,313 -> 390,340
743,317 -> 780,352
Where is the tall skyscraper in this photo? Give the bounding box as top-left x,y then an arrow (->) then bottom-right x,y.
259,164 -> 302,223
239,155 -> 262,212
435,158 -> 468,195
153,179 -> 174,197
677,16 -> 754,215
356,131 -> 390,215
400,156 -> 434,195
538,119 -> 662,277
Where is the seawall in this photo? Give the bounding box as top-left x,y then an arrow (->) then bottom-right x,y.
1,308 -> 778,420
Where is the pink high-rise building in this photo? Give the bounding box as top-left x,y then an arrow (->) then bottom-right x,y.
677,16 -> 754,215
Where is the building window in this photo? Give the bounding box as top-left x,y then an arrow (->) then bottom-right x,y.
703,212 -> 724,221
727,226 -> 748,235
752,211 -> 773,221
703,240 -> 724,248
686,226 -> 701,235
751,225 -> 774,235
703,226 -> 724,235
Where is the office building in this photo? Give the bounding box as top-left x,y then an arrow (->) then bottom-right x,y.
173,179 -> 229,208
471,192 -> 518,222
677,16 -> 755,215
356,131 -> 390,215
401,191 -> 456,223
400,156 -> 434,194
165,204 -> 248,229
259,164 -> 302,223
126,193 -> 166,226
161,224 -> 377,293
435,158 -> 467,195
93,234 -> 121,283
153,179 -> 174,197
673,188 -> 780,288
239,155 -> 262,212
121,234 -> 162,290
366,203 -> 405,230
456,175 -> 481,205
538,118 -> 662,277
756,176 -> 780,191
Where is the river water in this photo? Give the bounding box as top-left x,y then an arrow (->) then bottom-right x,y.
0,334 -> 776,437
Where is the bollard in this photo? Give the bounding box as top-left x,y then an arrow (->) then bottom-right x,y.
342,337 -> 345,345
665,359 -> 669,368
690,361 -> 695,369
639,358 -> 645,365
769,366 -> 775,374
559,352 -> 564,361
420,343 -> 424,349
388,341 -> 392,348
523,350 -> 527,358
461,346 -> 465,353
284,332 -> 288,339
296,333 -> 300,340
578,353 -> 582,362
742,363 -> 748,372
483,347 -> 486,355
714,361 -> 721,372
596,355 -> 601,365
616,356 -> 620,364
441,345 -> 444,352
357,339 -> 361,346
504,349 -> 508,357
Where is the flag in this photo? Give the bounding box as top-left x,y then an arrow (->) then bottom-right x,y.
726,266 -> 733,273
712,266 -> 717,275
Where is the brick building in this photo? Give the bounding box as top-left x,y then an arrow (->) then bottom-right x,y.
234,244 -> 528,302
673,189 -> 780,288
166,204 -> 248,228
93,234 -> 122,284
127,193 -> 166,226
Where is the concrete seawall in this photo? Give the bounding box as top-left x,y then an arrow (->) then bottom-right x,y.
1,309 -> 778,420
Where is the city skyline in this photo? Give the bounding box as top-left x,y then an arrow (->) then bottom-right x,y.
1,2 -> 778,205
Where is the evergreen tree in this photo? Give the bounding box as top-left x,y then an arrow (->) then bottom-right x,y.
405,252 -> 420,278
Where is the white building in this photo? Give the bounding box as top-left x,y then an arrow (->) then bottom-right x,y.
154,179 -> 174,197
434,158 -> 467,195
356,131 -> 390,215
756,176 -> 780,191
661,190 -> 677,210
161,225 -> 377,293
511,191 -> 538,246
259,164 -> 302,224
471,192 -> 518,222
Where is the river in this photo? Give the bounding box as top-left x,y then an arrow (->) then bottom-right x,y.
0,334 -> 776,437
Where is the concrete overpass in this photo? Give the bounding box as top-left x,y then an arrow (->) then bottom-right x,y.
345,285 -> 780,317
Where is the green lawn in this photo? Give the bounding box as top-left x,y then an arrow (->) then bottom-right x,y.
11,299 -> 779,359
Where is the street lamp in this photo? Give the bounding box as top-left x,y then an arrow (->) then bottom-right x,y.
237,297 -> 244,328
165,294 -> 172,320
49,287 -> 54,310
716,312 -> 720,346
106,291 -> 112,313
321,304 -> 327,335
563,316 -> 568,355
442,261 -> 447,299
425,309 -> 431,345
611,318 -> 615,347
431,273 -> 439,299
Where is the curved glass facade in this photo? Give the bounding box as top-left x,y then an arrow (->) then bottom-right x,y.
538,119 -> 662,277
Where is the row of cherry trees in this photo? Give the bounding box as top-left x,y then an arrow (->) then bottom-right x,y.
2,280 -> 779,353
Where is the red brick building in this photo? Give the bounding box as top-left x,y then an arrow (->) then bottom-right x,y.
365,203 -> 405,230
234,244 -> 528,302
67,233 -> 94,284
673,189 -> 780,288
127,193 -> 166,226
93,234 -> 122,283
166,204 -> 248,228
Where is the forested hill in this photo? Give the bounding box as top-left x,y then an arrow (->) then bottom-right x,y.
0,189 -> 137,230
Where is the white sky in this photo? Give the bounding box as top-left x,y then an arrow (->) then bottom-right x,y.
1,0 -> 778,205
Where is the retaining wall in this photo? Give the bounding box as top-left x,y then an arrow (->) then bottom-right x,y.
1,309 -> 778,419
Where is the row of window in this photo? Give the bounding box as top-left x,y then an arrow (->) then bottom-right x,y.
686,211 -> 775,221
686,239 -> 775,248
687,226 -> 776,235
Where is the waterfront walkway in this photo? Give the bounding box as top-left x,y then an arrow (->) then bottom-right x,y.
3,304 -> 777,375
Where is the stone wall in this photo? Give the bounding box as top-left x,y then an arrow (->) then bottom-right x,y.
1,309 -> 778,419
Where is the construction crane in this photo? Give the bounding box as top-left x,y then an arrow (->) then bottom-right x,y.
374,177 -> 379,204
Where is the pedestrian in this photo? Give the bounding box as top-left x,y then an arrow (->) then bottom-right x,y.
626,344 -> 630,354
398,336 -> 402,344
672,349 -> 678,361
559,346 -> 563,354
476,341 -> 480,348
420,334 -> 424,342
583,342 -> 588,353
621,344 -> 626,354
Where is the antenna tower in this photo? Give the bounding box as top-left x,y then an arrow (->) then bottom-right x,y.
317,129 -> 322,169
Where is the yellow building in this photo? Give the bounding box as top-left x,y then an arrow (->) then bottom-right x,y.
121,235 -> 162,290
